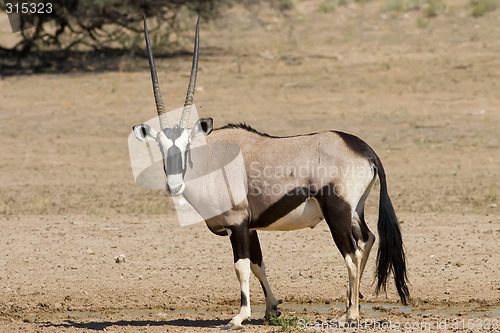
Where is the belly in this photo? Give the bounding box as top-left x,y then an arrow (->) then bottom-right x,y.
253,197 -> 324,231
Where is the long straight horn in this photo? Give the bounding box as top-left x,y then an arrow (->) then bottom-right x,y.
179,17 -> 200,129
144,13 -> 168,129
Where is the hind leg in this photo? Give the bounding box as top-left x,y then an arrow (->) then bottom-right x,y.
321,198 -> 362,322
343,248 -> 363,321
351,210 -> 375,306
355,211 -> 375,283
353,173 -> 377,298
248,230 -> 280,319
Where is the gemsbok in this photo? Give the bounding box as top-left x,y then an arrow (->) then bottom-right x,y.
133,15 -> 409,330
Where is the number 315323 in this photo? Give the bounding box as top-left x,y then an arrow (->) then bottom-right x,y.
5,2 -> 53,14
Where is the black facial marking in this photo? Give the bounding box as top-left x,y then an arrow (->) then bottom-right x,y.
166,145 -> 183,175
163,126 -> 184,141
161,126 -> 189,177
184,145 -> 192,174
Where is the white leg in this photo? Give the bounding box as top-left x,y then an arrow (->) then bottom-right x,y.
250,262 -> 280,319
223,258 -> 251,330
344,249 -> 362,322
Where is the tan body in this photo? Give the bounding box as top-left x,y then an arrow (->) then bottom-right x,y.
187,127 -> 376,235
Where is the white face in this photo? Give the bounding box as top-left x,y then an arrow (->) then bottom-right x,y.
157,127 -> 191,196
133,118 -> 213,196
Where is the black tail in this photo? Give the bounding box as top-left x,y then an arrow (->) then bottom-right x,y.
374,158 -> 410,305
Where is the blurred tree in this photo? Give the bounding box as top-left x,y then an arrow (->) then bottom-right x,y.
0,0 -> 292,72
0,0 -> 232,56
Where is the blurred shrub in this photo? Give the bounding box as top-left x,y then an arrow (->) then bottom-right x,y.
319,0 -> 371,13
425,0 -> 445,16
471,0 -> 500,17
382,0 -> 421,12
382,0 -> 445,17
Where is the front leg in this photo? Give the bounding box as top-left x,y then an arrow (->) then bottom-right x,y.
223,224 -> 251,330
249,230 -> 280,319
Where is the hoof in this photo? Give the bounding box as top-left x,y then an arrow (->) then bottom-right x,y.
339,314 -> 359,325
264,311 -> 281,321
359,292 -> 364,299
222,323 -> 242,330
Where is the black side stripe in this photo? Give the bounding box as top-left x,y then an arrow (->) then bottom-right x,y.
249,185 -> 340,229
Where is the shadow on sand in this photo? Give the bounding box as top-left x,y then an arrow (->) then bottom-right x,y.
41,318 -> 266,331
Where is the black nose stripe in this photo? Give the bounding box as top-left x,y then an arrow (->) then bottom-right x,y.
166,146 -> 183,175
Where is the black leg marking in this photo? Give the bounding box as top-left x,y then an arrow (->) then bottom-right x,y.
228,224 -> 250,262
240,291 -> 248,307
249,230 -> 263,266
317,190 -> 356,257
249,230 -> 269,298
248,230 -> 280,319
358,210 -> 372,243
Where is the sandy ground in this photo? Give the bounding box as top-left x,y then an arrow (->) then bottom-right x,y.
0,213 -> 499,332
0,1 -> 499,331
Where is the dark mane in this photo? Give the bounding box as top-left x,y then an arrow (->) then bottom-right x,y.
216,123 -> 277,138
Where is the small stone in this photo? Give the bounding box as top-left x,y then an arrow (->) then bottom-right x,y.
115,254 -> 126,263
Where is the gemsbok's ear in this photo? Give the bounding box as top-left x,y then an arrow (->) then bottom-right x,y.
133,124 -> 158,142
190,118 -> 213,139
